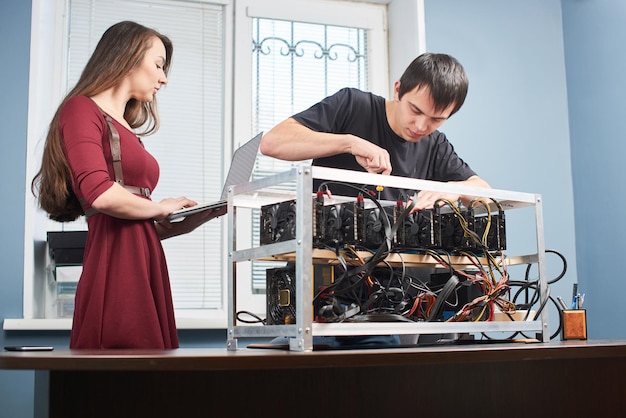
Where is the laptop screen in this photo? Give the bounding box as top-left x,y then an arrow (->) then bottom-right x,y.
220,131 -> 263,200
167,132 -> 263,221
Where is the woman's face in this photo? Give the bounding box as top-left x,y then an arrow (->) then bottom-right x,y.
127,36 -> 168,102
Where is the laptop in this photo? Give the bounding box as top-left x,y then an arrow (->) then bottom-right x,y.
167,132 -> 263,220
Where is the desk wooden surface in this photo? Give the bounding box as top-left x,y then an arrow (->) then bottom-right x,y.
3,340 -> 626,418
2,339 -> 626,371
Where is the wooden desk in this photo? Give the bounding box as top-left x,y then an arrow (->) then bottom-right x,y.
2,340 -> 625,418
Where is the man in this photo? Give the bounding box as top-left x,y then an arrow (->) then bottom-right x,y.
262,53 -> 490,348
260,52 -> 490,210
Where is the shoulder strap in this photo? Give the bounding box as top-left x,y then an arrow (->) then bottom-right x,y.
100,110 -> 150,198
80,109 -> 152,218
102,112 -> 125,186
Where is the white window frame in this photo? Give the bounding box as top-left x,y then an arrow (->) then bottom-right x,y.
232,0 -> 390,317
10,0 -> 234,330
6,0 -> 425,330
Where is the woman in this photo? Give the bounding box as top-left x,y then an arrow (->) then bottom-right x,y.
31,21 -> 223,349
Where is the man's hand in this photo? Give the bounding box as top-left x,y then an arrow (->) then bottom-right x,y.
409,176 -> 492,212
351,136 -> 392,175
409,190 -> 460,212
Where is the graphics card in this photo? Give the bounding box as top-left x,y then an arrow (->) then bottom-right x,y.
395,207 -> 436,248
314,197 -> 358,247
466,210 -> 507,251
433,209 -> 468,250
357,205 -> 395,249
260,199 -> 298,245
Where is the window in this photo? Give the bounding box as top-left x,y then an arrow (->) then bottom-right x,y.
15,0 -> 403,330
22,0 -> 231,327
249,19 -> 369,291
233,0 -> 388,314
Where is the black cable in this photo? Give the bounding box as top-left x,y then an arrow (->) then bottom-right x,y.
480,249 -> 568,341
524,249 -> 568,285
308,189 -> 565,339
236,310 -> 266,324
427,274 -> 460,322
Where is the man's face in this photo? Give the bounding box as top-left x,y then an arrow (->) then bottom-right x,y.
391,81 -> 455,142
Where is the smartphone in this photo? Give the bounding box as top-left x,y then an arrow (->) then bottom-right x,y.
4,346 -> 54,351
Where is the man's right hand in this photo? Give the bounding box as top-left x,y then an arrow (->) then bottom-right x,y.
262,120 -> 392,175
351,136 -> 392,175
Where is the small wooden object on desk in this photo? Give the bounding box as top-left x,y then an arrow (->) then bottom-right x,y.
561,309 -> 587,340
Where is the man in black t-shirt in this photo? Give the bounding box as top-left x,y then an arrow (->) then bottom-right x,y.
260,52 -> 490,209
261,53 -> 491,347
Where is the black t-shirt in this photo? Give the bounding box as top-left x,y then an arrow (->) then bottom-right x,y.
292,87 -> 476,200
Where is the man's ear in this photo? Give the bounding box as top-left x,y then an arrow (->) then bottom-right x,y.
393,80 -> 401,101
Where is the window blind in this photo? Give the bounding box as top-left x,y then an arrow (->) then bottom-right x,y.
58,0 -> 226,310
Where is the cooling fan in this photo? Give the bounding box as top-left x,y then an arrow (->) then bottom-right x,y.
434,211 -> 467,250
260,200 -> 298,245
358,206 -> 394,248
397,209 -> 435,248
315,202 -> 357,246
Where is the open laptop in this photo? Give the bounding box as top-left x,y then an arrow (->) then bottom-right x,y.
167,132 -> 263,220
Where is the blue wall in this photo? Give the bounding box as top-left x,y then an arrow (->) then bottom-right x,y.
425,0 -> 578,326
1,1 -> 37,416
2,0 -> 624,415
561,0 -> 626,338
1,1 -> 30,331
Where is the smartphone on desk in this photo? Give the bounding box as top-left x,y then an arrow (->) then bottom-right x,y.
4,346 -> 54,352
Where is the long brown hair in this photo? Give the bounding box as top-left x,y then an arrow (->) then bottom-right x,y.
31,21 -> 173,222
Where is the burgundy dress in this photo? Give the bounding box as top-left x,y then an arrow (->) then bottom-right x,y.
61,96 -> 179,349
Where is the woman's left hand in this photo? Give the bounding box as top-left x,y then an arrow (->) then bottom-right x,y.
156,205 -> 227,239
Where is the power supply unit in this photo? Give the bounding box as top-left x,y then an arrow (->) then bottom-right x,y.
266,264 -> 337,325
266,266 -> 297,325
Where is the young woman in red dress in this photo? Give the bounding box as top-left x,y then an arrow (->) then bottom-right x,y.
31,21 -> 224,349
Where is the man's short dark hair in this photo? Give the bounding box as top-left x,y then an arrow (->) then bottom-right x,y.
398,52 -> 468,116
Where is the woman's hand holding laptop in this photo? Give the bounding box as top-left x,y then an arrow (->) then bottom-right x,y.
157,204 -> 227,239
